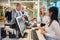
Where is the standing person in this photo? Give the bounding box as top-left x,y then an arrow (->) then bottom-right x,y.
41,10 -> 51,28
39,6 -> 46,23
39,7 -> 60,40
12,3 -> 30,23
12,3 -> 22,23
5,6 -> 12,23
39,6 -> 51,28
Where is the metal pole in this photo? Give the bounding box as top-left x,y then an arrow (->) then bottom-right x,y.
8,0 -> 11,7
3,4 -> 5,16
37,0 -> 40,22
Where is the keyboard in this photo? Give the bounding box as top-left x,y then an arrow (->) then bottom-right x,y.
31,30 -> 39,40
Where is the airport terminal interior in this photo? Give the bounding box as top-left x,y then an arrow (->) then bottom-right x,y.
0,0 -> 60,40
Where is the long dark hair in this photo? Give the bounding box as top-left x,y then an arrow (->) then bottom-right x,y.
49,7 -> 59,26
23,15 -> 28,21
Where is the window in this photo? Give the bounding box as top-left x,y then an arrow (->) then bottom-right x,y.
57,1 -> 60,19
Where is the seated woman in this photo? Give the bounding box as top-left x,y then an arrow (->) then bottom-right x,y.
22,15 -> 30,26
39,7 -> 60,40
22,16 -> 40,27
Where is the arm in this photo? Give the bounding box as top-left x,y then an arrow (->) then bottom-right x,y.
24,12 -> 30,21
45,21 -> 60,39
42,16 -> 50,25
4,12 -> 8,20
11,10 -> 16,23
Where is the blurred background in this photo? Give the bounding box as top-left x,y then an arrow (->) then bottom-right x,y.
0,0 -> 60,25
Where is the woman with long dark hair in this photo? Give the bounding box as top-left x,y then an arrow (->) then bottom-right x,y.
40,7 -> 60,40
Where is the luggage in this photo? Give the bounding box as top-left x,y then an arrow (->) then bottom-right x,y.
1,28 -> 6,38
9,32 -> 16,38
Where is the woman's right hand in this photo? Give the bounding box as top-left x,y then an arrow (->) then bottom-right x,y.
39,27 -> 47,35
39,27 -> 45,30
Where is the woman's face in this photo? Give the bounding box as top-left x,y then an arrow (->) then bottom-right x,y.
48,11 -> 52,16
41,7 -> 46,13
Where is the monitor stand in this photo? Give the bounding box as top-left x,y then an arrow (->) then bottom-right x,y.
18,32 -> 28,38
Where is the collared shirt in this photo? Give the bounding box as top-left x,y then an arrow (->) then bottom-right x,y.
12,9 -> 22,23
12,9 -> 30,23
15,9 -> 22,17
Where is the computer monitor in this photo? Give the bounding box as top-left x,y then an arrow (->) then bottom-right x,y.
16,16 -> 26,37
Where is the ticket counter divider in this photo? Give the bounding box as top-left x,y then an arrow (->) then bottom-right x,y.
0,23 -> 46,40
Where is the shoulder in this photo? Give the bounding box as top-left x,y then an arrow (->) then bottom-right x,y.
51,20 -> 59,28
44,16 -> 50,19
52,20 -> 59,25
51,20 -> 60,33
43,16 -> 50,21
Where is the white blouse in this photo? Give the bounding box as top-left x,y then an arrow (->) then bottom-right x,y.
45,20 -> 60,40
42,16 -> 50,25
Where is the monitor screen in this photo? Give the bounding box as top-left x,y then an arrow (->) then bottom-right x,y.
16,16 -> 26,37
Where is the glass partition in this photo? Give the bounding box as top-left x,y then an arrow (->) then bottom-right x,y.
0,0 -> 60,21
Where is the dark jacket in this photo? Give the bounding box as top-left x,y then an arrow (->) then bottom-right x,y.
5,11 -> 12,20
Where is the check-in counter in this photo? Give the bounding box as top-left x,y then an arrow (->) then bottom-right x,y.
0,22 -> 46,40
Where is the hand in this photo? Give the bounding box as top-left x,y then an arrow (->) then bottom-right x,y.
22,17 -> 26,22
39,27 -> 47,35
39,27 -> 45,30
41,29 -> 47,35
4,18 -> 7,21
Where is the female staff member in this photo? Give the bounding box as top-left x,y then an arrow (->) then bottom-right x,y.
40,7 -> 60,40
40,6 -> 50,27
39,6 -> 46,23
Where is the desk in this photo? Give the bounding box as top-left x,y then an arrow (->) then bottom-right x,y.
0,25 -> 5,28
30,28 -> 46,40
15,29 -> 46,40
1,29 -> 46,40
0,22 -> 46,40
19,29 -> 31,40
36,30 -> 46,40
2,29 -> 31,40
